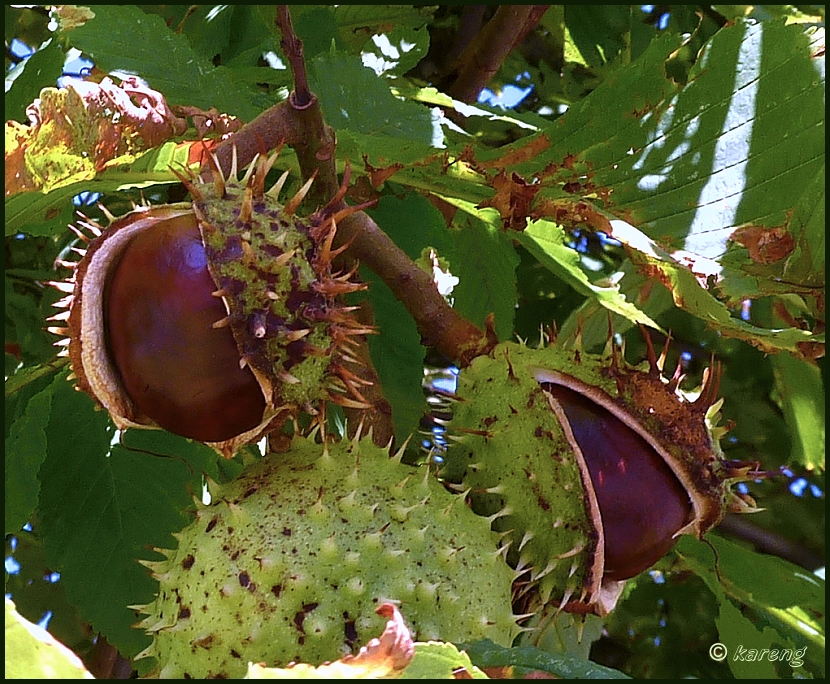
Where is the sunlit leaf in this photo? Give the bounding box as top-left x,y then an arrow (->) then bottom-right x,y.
65,5 -> 268,120
4,599 -> 93,679
5,141 -> 202,237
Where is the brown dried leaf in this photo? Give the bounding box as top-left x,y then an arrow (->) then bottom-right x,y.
362,155 -> 405,189
5,76 -> 190,196
478,170 -> 540,230
730,224 -> 796,264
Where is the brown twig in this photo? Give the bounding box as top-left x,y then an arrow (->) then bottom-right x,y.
276,6 -> 312,107
337,211 -> 497,366
718,513 -> 824,571
446,5 -> 549,104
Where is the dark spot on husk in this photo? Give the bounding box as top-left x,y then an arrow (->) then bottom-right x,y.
182,554 -> 195,569
214,234 -> 243,263
344,612 -> 358,647
293,603 -> 319,637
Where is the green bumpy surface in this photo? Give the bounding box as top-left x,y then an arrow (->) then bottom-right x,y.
442,342 -> 602,606
136,435 -> 518,679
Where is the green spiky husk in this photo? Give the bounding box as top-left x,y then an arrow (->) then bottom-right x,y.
442,340 -> 730,612
192,173 -> 338,410
441,342 -> 599,609
135,435 -> 518,678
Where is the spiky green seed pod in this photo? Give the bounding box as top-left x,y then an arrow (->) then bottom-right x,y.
134,434 -> 519,678
49,152 -> 373,458
442,338 -> 754,617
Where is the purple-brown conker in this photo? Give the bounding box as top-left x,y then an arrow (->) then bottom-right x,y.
104,212 -> 266,443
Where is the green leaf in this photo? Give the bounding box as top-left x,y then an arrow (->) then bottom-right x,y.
359,24 -> 430,78
519,220 -> 661,331
542,19 -> 823,259
4,598 -> 93,679
462,638 -> 631,679
360,195 -> 438,443
37,377 -> 210,659
597,20 -> 824,274
400,641 -> 487,679
332,5 -> 436,54
715,596 -> 781,678
309,51 -> 434,144
65,5 -> 267,121
5,141 -> 197,237
603,217 -> 823,357
5,377 -> 54,536
4,38 -> 65,124
564,5 -> 632,67
784,163 -> 825,288
676,535 -> 825,677
449,211 -> 518,342
290,6 -> 341,59
770,352 -> 825,470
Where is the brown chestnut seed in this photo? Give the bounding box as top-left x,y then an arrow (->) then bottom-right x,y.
543,384 -> 692,581
104,212 -> 266,443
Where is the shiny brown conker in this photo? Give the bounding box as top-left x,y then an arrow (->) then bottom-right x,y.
104,212 -> 266,443
544,384 -> 692,581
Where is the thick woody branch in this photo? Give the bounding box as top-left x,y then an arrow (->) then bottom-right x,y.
447,5 -> 549,104
337,211 -> 497,366
276,7 -> 312,107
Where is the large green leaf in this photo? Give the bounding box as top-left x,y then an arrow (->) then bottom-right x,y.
770,352 -> 825,470
38,377 -> 220,661
393,20 -> 824,355
361,194 -> 443,442
449,210 -> 519,341
309,51 -> 435,144
5,377 -> 53,536
64,5 -> 270,121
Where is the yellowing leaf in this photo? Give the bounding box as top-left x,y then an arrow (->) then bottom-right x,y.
245,603 -> 415,679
